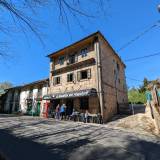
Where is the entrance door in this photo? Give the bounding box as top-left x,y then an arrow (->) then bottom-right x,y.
66,99 -> 73,115
53,99 -> 60,109
36,102 -> 41,116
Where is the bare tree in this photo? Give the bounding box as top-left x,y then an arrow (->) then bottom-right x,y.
0,81 -> 13,89
0,0 -> 107,58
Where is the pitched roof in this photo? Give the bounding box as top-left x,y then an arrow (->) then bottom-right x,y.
47,31 -> 126,67
5,78 -> 49,91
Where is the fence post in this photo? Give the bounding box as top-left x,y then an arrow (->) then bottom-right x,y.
131,103 -> 134,115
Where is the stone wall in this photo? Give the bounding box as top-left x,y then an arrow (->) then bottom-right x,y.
99,36 -> 128,122
49,43 -> 98,94
152,105 -> 160,133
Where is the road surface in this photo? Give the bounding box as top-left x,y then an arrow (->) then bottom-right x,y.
0,114 -> 160,160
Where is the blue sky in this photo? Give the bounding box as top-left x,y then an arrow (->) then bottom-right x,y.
0,0 -> 160,88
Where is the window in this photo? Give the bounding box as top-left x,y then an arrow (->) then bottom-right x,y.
37,88 -> 42,97
67,73 -> 74,82
81,70 -> 88,79
67,53 -> 77,65
81,48 -> 88,57
77,69 -> 91,81
80,97 -> 89,110
54,76 -> 61,85
117,62 -> 120,71
114,69 -> 116,75
29,90 -> 33,98
118,78 -> 120,84
58,56 -> 65,65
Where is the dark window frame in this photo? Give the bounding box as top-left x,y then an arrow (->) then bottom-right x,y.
77,69 -> 91,81
67,52 -> 78,65
54,76 -> 61,85
67,73 -> 74,82
80,48 -> 88,57
58,56 -> 65,65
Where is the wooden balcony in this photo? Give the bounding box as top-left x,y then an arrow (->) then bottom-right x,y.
51,58 -> 96,75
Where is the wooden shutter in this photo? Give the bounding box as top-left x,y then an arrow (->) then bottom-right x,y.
53,77 -> 55,85
59,76 -> 61,84
75,52 -> 78,62
87,69 -> 91,79
77,71 -> 81,81
67,74 -> 70,82
66,55 -> 70,65
73,73 -> 76,83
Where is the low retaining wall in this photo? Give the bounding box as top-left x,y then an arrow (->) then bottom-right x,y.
152,104 -> 160,133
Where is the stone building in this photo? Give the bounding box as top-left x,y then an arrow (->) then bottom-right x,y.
45,31 -> 128,122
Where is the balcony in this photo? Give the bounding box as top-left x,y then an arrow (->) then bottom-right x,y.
51,58 -> 96,75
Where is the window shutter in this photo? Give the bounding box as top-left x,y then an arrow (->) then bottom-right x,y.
75,53 -> 78,62
73,73 -> 76,83
66,55 -> 70,64
77,71 -> 81,81
87,69 -> 91,79
59,76 -> 61,84
67,74 -> 70,82
53,77 -> 55,85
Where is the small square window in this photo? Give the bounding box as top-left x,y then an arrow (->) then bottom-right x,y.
58,56 -> 65,65
81,70 -> 88,79
67,73 -> 74,82
68,54 -> 76,64
54,76 -> 61,85
77,69 -> 91,81
81,48 -> 88,57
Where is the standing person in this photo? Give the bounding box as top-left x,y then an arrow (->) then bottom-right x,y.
84,110 -> 89,123
60,104 -> 65,120
55,104 -> 60,120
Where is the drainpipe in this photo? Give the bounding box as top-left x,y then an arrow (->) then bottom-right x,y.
94,36 -> 104,119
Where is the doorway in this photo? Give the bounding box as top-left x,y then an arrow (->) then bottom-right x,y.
66,99 -> 74,115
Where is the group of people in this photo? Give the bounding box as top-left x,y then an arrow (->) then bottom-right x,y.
55,104 -> 71,120
54,103 -> 89,122
54,104 -> 103,124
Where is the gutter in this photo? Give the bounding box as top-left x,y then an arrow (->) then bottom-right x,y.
94,36 -> 104,119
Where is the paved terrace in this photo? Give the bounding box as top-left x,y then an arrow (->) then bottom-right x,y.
0,114 -> 160,160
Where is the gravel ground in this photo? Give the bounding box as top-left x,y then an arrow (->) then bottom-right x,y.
0,114 -> 160,160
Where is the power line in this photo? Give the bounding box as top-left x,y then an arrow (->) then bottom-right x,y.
124,51 -> 160,62
126,76 -> 143,83
118,20 -> 160,52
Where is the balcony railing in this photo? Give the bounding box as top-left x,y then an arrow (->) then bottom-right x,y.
51,58 -> 95,75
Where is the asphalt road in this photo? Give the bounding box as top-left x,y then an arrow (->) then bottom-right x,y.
0,114 -> 160,160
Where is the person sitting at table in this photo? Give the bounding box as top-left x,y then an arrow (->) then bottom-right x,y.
70,108 -> 77,121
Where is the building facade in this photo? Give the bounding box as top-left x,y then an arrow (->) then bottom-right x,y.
2,87 -> 21,113
19,79 -> 49,115
45,31 -> 128,122
1,79 -> 49,115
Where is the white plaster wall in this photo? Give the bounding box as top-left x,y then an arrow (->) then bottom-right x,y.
20,90 -> 29,113
33,88 -> 38,99
12,90 -> 19,112
42,87 -> 48,96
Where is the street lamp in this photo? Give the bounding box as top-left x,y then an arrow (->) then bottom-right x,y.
158,4 -> 160,12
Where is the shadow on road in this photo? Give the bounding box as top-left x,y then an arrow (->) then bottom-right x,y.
0,127 -> 160,160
